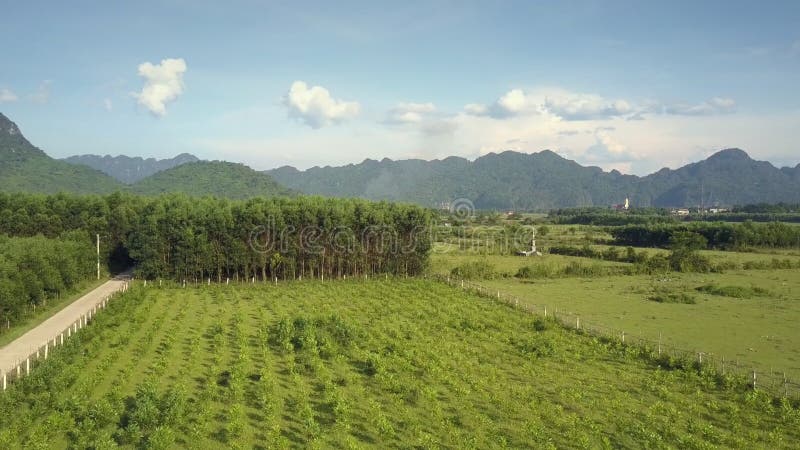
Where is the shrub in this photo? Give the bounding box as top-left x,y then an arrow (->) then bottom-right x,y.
648,292 -> 697,304
695,284 -> 771,299
450,261 -> 497,280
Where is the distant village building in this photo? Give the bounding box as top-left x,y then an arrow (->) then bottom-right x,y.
611,197 -> 630,211
672,208 -> 691,216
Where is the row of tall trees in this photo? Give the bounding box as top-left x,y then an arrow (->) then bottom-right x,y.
0,232 -> 95,325
611,221 -> 800,249
0,192 -> 433,282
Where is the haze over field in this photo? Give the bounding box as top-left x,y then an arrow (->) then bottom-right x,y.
1,1 -> 799,175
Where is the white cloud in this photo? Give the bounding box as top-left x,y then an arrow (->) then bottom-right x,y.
584,129 -> 640,165
464,88 -> 540,118
134,58 -> 187,116
385,102 -> 436,124
544,93 -> 632,120
284,81 -> 360,128
663,97 -> 736,116
29,81 -> 51,104
0,88 -> 17,103
104,98 -> 113,111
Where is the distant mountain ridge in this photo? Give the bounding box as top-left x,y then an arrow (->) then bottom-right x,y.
0,112 -> 291,199
267,149 -> 800,209
63,153 -> 200,184
3,112 -> 798,207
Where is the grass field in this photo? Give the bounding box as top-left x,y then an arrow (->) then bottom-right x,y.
432,248 -> 800,379
1,280 -> 798,449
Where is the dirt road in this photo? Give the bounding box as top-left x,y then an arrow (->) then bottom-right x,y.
0,274 -> 130,376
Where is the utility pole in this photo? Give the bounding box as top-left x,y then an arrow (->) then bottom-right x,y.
96,234 -> 100,280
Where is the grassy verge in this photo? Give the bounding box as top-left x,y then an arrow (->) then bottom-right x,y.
0,277 -> 108,348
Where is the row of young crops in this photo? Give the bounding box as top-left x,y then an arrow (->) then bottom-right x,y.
1,280 -> 798,448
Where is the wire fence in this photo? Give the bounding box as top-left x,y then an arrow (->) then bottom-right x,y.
0,282 -> 129,391
426,274 -> 800,402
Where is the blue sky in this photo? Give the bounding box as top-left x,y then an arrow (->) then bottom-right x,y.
1,0 -> 798,174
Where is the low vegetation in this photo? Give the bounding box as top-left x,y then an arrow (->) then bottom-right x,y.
1,280 -> 798,448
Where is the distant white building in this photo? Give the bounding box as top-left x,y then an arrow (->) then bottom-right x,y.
672,208 -> 690,216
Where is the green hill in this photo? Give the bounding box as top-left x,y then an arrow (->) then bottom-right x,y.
62,153 -> 200,184
0,113 -> 123,194
132,160 -> 294,199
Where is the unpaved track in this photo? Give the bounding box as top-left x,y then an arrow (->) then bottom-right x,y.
0,274 -> 130,376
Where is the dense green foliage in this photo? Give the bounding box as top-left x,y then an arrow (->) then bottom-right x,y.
63,153 -> 199,184
130,161 -> 294,199
0,192 -> 433,281
611,221 -> 800,249
2,281 -> 798,448
548,207 -> 677,225
268,148 -> 800,209
0,233 -> 95,325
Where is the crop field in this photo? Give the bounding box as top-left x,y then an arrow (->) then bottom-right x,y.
2,280 -> 799,448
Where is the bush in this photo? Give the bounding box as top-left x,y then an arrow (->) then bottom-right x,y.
450,261 -> 497,280
695,284 -> 771,299
648,292 -> 697,304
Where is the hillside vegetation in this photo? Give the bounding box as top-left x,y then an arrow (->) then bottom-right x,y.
0,113 -> 123,194
130,161 -> 294,199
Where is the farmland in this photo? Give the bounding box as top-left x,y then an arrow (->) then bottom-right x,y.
431,220 -> 800,381
2,280 -> 799,449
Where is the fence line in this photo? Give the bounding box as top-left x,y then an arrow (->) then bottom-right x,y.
425,274 -> 800,402
0,282 -> 130,392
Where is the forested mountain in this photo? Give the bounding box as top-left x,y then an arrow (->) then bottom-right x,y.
267,149 -> 800,209
62,153 -> 199,184
131,161 -> 295,199
0,113 -> 291,199
0,113 -> 123,194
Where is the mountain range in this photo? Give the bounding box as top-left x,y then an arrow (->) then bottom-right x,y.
62,153 -> 199,184
266,149 -> 800,209
2,112 -> 799,208
0,113 -> 290,199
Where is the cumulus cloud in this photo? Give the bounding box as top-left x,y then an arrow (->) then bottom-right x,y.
0,88 -> 17,103
29,81 -> 51,104
134,58 -> 187,116
544,92 -> 632,120
284,81 -> 360,129
464,88 -> 541,119
663,97 -> 736,116
104,98 -> 113,111
584,129 -> 639,164
385,102 -> 436,124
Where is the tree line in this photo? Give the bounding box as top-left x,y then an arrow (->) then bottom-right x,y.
0,232 -> 95,326
610,221 -> 800,249
0,192 -> 433,283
